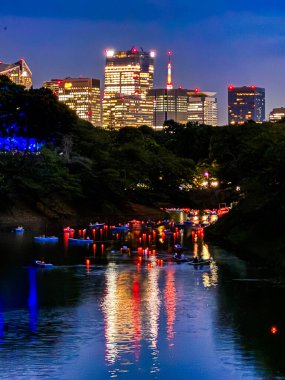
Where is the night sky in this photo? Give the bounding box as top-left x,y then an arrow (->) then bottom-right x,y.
0,1 -> 284,125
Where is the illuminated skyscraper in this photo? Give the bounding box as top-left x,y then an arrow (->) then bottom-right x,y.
148,88 -> 189,129
148,52 -> 217,128
43,78 -> 101,126
0,58 -> 32,89
228,85 -> 265,125
103,47 -> 155,129
187,90 -> 218,126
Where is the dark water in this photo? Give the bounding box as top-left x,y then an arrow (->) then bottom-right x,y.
0,229 -> 284,379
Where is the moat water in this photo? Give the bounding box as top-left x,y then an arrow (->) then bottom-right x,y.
0,229 -> 284,379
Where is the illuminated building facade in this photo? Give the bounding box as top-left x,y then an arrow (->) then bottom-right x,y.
147,88 -> 189,129
147,88 -> 218,129
0,59 -> 32,89
269,107 -> 285,122
187,90 -> 218,126
103,47 -> 155,129
228,85 -> 265,125
43,78 -> 101,126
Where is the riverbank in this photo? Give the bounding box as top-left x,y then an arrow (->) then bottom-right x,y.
0,199 -> 168,231
205,195 -> 285,272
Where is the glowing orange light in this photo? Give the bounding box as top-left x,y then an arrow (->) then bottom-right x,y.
86,259 -> 90,265
271,326 -> 278,335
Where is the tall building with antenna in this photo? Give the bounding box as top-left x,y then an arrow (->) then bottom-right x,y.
102,47 -> 155,129
166,50 -> 173,90
147,51 -> 218,128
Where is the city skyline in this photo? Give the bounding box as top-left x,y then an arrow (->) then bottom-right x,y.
1,1 -> 285,125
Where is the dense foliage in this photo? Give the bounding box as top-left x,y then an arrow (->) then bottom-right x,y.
1,74 -> 285,264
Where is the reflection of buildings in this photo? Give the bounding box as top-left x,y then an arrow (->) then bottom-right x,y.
43,78 -> 101,126
102,267 -> 142,366
103,47 -> 155,129
0,58 -> 32,89
101,265 -> 165,375
228,85 -> 265,125
164,269 -> 176,345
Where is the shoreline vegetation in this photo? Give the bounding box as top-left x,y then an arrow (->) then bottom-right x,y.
1,76 -> 285,268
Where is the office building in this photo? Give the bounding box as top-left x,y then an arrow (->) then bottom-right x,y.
147,88 -> 189,129
103,47 -> 155,129
187,90 -> 218,126
0,58 -> 32,89
228,85 -> 265,125
147,88 -> 218,129
43,78 -> 101,126
269,107 -> 285,123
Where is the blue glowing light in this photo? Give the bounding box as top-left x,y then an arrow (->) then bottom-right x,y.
0,137 -> 44,152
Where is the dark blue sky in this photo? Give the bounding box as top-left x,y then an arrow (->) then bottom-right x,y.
1,1 -> 284,124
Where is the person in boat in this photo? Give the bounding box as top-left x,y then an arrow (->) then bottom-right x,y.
193,256 -> 199,263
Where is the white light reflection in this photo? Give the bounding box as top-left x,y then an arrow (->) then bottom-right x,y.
101,264 -> 143,377
145,267 -> 160,373
102,265 -> 119,364
164,268 -> 176,346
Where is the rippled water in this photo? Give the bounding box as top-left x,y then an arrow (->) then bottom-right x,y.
0,230 -> 284,379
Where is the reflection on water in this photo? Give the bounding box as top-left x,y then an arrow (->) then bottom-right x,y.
164,269 -> 176,345
27,266 -> 38,333
0,231 -> 285,379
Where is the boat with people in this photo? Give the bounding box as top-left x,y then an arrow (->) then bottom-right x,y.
63,226 -> 75,233
188,257 -> 213,267
33,260 -> 53,268
172,253 -> 189,263
33,236 -> 59,243
15,226 -> 24,233
89,222 -> 105,229
173,244 -> 184,253
120,245 -> 130,254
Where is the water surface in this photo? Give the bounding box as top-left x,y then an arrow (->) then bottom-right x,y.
0,230 -> 284,379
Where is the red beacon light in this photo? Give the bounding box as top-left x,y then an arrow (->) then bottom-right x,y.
228,85 -> 234,91
250,85 -> 256,90
167,50 -> 172,56
194,87 -> 200,93
132,47 -> 138,53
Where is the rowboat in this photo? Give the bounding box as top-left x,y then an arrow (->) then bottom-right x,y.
89,223 -> 105,229
68,238 -> 93,244
188,258 -> 213,266
15,226 -> 24,233
33,236 -> 59,243
34,260 -> 53,268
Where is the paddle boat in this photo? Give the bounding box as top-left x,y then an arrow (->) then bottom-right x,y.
33,260 -> 53,268
89,222 -> 105,229
68,237 -> 93,244
188,257 -> 213,267
33,236 -> 59,243
15,226 -> 24,233
112,225 -> 130,234
173,244 -> 184,254
120,245 -> 130,254
63,226 -> 75,233
172,253 -> 188,263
